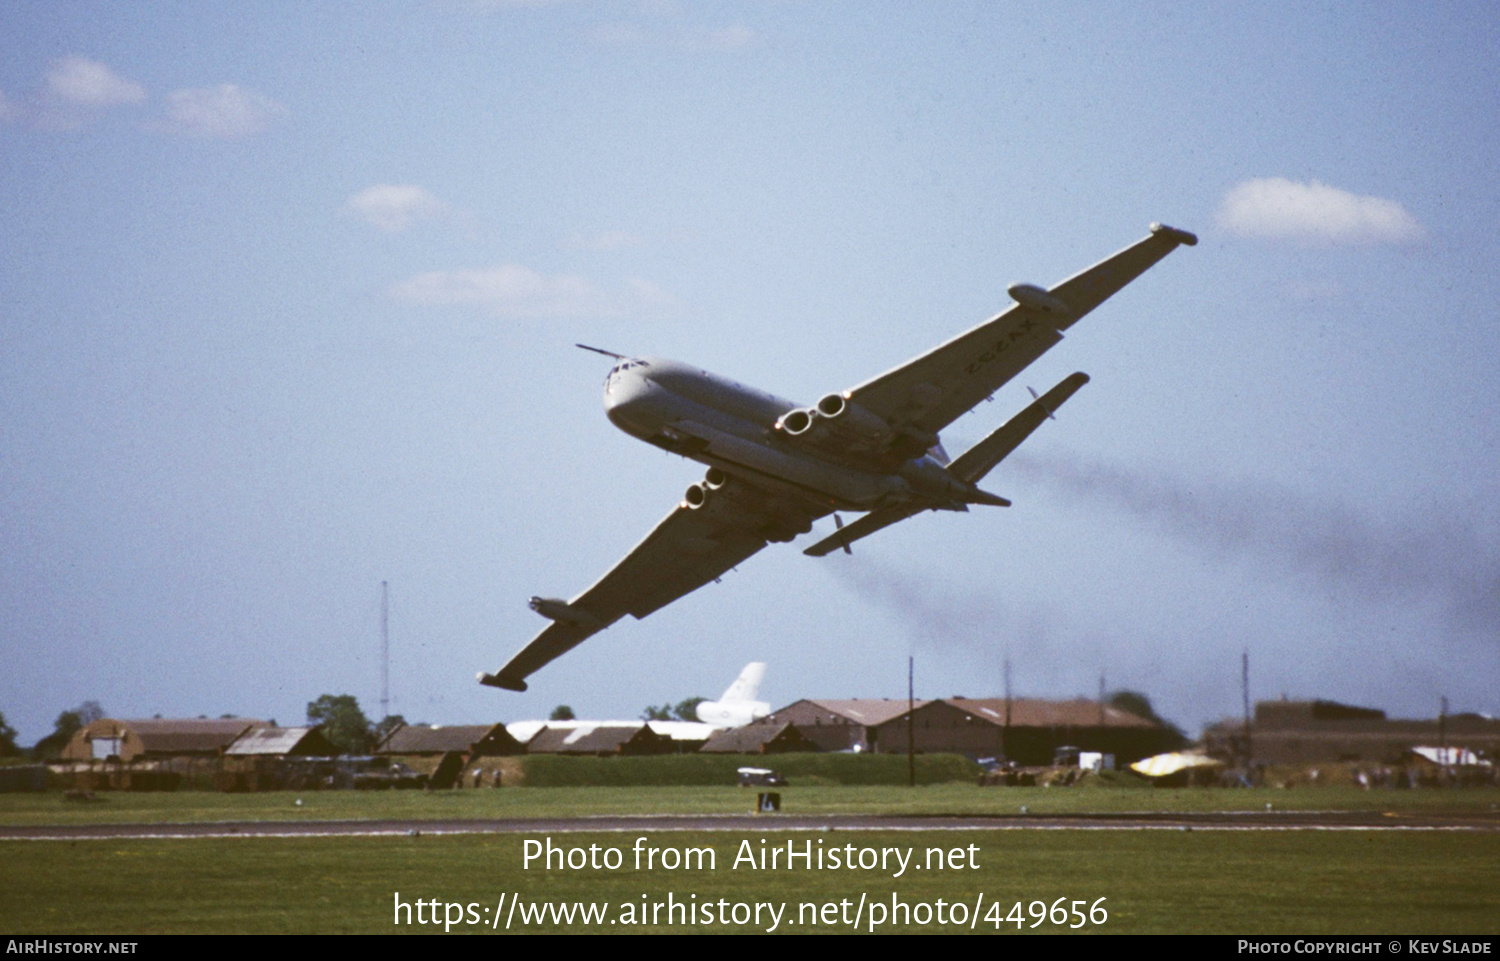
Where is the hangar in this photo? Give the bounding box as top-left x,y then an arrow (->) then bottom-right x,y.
375,722 -> 525,787
757,697 -> 1180,764
1204,698 -> 1500,766
61,717 -> 266,763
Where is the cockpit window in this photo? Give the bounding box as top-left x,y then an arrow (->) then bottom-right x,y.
604,359 -> 649,393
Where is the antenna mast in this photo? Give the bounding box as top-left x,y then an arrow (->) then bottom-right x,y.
1242,648 -> 1252,769
381,581 -> 390,721
1003,656 -> 1013,762
907,655 -> 916,788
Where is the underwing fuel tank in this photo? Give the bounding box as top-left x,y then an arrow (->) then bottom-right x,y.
528,596 -> 601,629
1006,283 -> 1072,316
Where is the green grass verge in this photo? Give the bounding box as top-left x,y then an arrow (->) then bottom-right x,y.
3,830 -> 1496,934
2,784 -> 1498,826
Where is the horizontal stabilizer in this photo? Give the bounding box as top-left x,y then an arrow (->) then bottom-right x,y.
950,372 -> 1089,484
965,487 -> 1012,507
803,505 -> 924,557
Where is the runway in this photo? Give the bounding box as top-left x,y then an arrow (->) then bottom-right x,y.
6,809 -> 1499,841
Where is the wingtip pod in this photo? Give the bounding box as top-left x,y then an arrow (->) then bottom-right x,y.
1149,222 -> 1198,246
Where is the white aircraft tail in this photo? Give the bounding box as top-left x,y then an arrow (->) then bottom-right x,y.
719,662 -> 766,703
695,662 -> 771,727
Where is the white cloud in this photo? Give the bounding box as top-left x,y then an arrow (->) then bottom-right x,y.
155,84 -> 284,138
344,185 -> 450,233
390,264 -> 679,320
1217,178 -> 1424,245
44,57 -> 146,107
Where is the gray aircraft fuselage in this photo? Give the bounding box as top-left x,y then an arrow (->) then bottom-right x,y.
602,356 -> 976,515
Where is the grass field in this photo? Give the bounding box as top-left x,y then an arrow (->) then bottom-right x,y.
2,783 -> 1498,826
4,829 -> 1496,934
4,784 -> 1497,935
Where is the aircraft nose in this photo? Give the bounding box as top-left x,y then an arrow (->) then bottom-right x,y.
603,368 -> 662,434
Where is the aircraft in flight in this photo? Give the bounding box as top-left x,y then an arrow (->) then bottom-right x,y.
480,223 -> 1196,692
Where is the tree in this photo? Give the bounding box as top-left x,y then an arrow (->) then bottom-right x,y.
1107,690 -> 1165,723
672,697 -> 706,722
640,704 -> 673,721
306,694 -> 373,755
373,714 -> 406,745
31,706 -> 90,760
0,712 -> 18,757
549,705 -> 576,721
1108,690 -> 1187,744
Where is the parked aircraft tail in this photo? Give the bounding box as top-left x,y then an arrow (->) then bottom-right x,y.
693,662 -> 772,726
720,661 -> 766,703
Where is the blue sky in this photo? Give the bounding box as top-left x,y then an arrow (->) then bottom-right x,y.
3,2 -> 1497,743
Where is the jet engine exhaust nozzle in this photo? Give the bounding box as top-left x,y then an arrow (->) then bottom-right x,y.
777,409 -> 814,435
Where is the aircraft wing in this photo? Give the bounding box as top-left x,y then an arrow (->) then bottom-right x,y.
481,482 -> 809,691
843,224 -> 1195,443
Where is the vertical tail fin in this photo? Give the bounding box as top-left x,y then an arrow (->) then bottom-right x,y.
720,662 -> 767,703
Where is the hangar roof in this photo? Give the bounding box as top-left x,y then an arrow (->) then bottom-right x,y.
115,718 -> 266,753
770,699 -> 929,727
376,723 -> 514,755
225,726 -> 336,756
945,698 -> 1161,729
